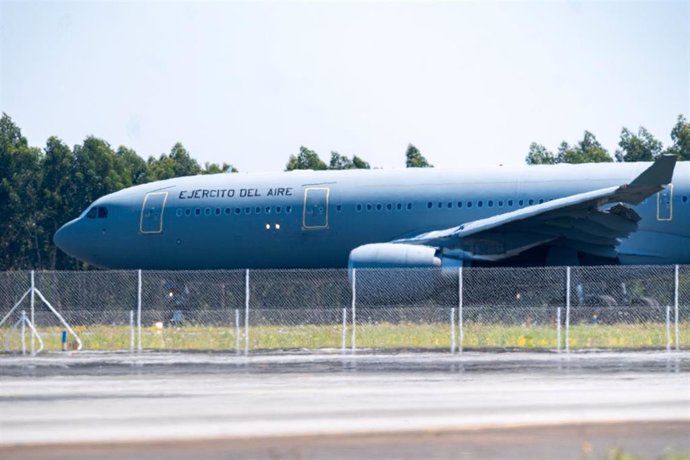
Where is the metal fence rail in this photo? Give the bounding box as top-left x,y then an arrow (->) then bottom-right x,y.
1,266 -> 688,355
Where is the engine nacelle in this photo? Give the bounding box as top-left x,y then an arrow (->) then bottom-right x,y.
348,243 -> 441,270
348,243 -> 452,305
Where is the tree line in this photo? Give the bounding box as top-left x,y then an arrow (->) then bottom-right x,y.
525,115 -> 689,164
1,112 -> 687,270
0,113 -> 433,270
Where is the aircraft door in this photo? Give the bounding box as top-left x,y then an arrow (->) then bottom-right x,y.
657,184 -> 672,221
140,192 -> 168,234
303,187 -> 329,229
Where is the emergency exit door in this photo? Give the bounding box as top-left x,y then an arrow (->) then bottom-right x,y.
140,192 -> 168,233
657,184 -> 672,221
303,187 -> 329,229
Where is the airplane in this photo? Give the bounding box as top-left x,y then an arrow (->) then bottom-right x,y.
54,155 -> 690,273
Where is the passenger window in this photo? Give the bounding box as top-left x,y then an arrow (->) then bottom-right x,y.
204,208 -> 211,216
683,196 -> 688,203
366,204 -> 372,211
518,200 -> 524,206
376,204 -> 382,211
244,207 -> 252,215
396,203 -> 402,211
255,207 -> 262,214
195,208 -> 201,216
427,202 -> 433,209
508,200 -> 513,206
356,204 -> 363,212
234,208 -> 241,215
528,199 -> 534,205
265,206 -> 271,214
447,202 -> 452,209
407,203 -> 413,210
185,209 -> 192,216
437,202 -> 443,209
478,201 -> 483,207
286,206 -> 292,214
386,203 -> 392,211
86,207 -> 98,219
224,208 -> 231,215
498,200 -> 503,207
176,209 -> 183,217
337,205 -> 343,212
488,200 -> 493,207
467,202 -> 473,208
457,202 -> 463,208
215,208 -> 221,215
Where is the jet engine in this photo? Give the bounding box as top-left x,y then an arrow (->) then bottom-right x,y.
348,243 -> 457,304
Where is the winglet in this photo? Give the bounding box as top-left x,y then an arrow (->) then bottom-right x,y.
616,155 -> 677,205
629,154 -> 676,188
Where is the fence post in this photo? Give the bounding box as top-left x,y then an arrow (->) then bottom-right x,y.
458,266 -> 463,354
450,307 -> 456,354
675,264 -> 679,352
556,307 -> 561,353
666,305 -> 672,353
351,268 -> 357,354
341,307 -> 347,354
21,310 -> 26,356
565,266 -> 571,354
244,269 -> 249,356
30,270 -> 35,355
137,269 -> 142,352
129,310 -> 134,353
235,308 -> 240,355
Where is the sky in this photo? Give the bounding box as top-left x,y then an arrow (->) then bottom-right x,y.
1,1 -> 688,172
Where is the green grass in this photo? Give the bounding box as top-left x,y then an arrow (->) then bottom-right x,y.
1,322 -> 689,352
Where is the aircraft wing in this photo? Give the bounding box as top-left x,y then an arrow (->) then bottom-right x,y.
394,155 -> 677,262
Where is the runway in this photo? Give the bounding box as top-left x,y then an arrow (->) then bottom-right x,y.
1,351 -> 689,459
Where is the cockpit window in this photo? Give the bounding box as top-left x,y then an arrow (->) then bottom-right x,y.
86,206 -> 108,219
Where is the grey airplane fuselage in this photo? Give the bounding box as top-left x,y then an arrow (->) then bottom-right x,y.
54,162 -> 690,269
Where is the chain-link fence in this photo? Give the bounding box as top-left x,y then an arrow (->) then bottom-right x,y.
1,266 -> 688,355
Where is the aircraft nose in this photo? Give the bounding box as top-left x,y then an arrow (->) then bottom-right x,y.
54,220 -> 79,258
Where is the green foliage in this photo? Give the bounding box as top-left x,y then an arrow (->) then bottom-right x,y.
285,146 -> 327,171
202,162 -> 237,174
0,113 -> 43,269
405,143 -> 432,168
525,142 -> 557,165
328,151 -> 371,170
557,131 -> 613,164
667,114 -> 690,160
146,142 -> 203,181
0,114 -> 243,270
615,127 -> 663,162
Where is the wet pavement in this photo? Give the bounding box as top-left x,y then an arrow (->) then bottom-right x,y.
1,351 -> 689,458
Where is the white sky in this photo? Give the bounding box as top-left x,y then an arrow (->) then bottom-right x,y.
1,1 -> 688,171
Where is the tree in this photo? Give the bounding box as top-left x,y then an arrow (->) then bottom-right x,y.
328,151 -> 370,170
0,113 -> 43,269
615,127 -> 663,162
203,162 -> 238,174
556,131 -> 612,164
39,136 -> 80,269
525,143 -> 556,165
285,146 -> 327,171
667,114 -> 690,160
146,142 -> 203,181
405,144 -> 432,168
116,146 -> 148,185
